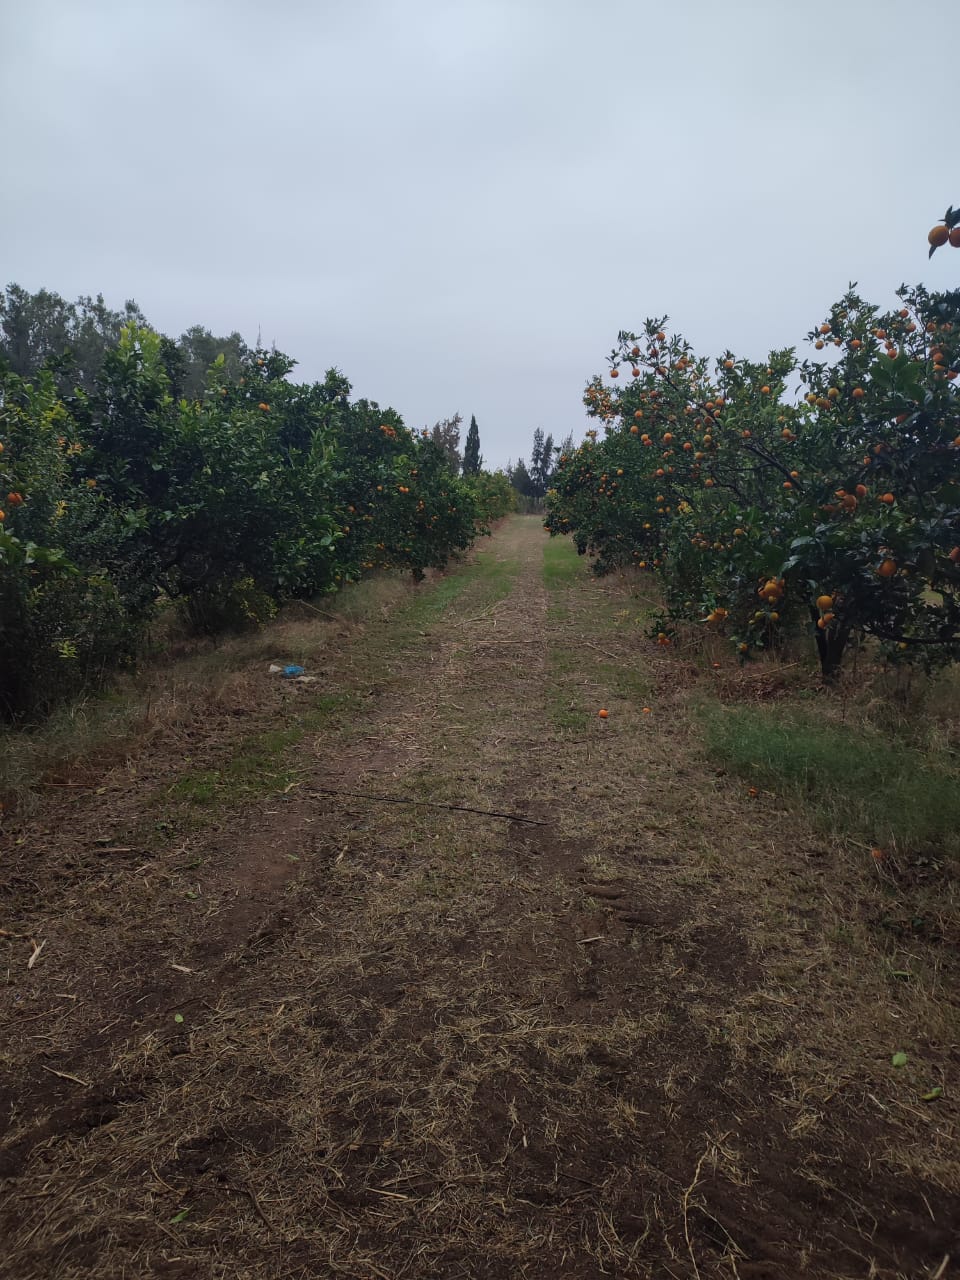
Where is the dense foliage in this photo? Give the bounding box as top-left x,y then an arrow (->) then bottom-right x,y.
0,291 -> 512,721
546,281 -> 960,679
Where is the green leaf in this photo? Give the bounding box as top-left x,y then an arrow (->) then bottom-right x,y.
891,1051 -> 908,1068
170,1207 -> 191,1223
921,1087 -> 943,1102
173,1013 -> 184,1024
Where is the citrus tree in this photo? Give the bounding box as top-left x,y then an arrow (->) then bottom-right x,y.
546,284 -> 960,679
0,366 -> 143,718
1,313 -> 521,723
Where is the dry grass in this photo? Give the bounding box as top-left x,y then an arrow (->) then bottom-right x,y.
0,574 -> 433,817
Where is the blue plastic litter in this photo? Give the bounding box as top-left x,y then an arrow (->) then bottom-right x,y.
282,665 -> 305,678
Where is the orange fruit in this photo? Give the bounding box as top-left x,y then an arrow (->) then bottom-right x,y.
852,387 -> 865,398
760,385 -> 770,394
258,402 -> 270,411
950,227 -> 960,248
878,558 -> 897,578
816,594 -> 833,611
7,491 -> 23,506
928,224 -> 950,248
879,492 -> 895,505
598,708 -> 609,719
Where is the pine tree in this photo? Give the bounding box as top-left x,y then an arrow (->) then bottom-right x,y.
429,413 -> 463,471
530,430 -> 554,499
462,414 -> 482,475
507,458 -> 533,497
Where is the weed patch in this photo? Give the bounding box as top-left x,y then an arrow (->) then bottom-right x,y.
701,702 -> 960,855
542,535 -> 584,588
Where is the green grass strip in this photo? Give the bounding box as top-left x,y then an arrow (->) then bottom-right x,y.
700,703 -> 960,855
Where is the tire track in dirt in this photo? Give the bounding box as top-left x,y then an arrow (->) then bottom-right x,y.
0,554 -> 512,1164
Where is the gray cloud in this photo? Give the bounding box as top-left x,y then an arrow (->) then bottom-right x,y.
2,0 -> 955,466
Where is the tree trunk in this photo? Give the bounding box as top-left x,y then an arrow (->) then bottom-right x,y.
810,606 -> 850,681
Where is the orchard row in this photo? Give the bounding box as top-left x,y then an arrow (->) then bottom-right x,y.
0,327 -> 512,720
545,282 -> 960,679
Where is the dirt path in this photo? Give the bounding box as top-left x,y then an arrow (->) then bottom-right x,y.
1,517 -> 957,1279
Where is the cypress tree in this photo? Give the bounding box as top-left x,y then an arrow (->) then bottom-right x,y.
463,414 -> 482,475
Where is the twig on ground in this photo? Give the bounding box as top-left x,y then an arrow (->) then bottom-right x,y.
290,599 -> 340,622
682,1142 -> 713,1280
459,600 -> 507,626
41,1066 -> 90,1087
234,1182 -> 275,1231
581,641 -> 622,660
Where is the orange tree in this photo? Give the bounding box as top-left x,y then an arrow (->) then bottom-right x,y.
0,365 -> 144,718
464,469 -> 515,523
928,205 -> 960,256
75,328 -> 342,630
546,285 -> 960,679
298,370 -> 485,583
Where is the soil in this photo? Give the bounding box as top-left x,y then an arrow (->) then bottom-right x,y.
0,516 -> 957,1279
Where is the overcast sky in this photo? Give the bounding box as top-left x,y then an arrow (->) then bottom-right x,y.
2,0 -> 956,468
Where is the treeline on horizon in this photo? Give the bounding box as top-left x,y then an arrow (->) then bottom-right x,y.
0,283 -> 517,721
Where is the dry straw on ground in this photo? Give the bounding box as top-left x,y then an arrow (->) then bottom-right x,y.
1,518 -> 957,1279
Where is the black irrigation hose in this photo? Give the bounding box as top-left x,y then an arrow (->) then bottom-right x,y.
305,786 -> 548,825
